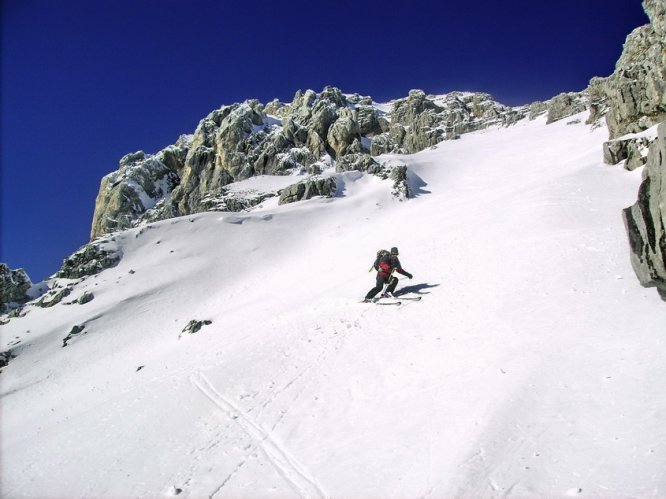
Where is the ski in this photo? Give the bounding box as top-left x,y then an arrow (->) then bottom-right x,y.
361,298 -> 402,306
374,300 -> 401,306
395,296 -> 422,301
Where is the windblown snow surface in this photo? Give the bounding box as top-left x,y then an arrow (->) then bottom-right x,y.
2,113 -> 666,498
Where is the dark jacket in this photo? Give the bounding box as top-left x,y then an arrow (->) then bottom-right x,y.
378,255 -> 409,279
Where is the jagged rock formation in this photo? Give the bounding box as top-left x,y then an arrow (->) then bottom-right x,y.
370,90 -> 525,154
592,0 -> 665,171
603,128 -> 657,171
62,324 -> 86,347
604,0 -> 666,140
278,176 -> 338,205
91,140 -> 188,238
0,264 -> 32,312
36,285 -> 73,308
623,122 -> 666,299
596,0 -> 666,301
524,91 -> 590,124
57,241 -> 122,279
180,319 -> 212,336
336,153 -> 382,174
545,92 -> 589,124
90,87 -> 530,239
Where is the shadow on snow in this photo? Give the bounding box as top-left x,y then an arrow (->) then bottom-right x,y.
394,282 -> 440,296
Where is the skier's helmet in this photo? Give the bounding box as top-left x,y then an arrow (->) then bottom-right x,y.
390,247 -> 399,255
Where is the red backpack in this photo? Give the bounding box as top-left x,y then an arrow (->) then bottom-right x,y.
371,249 -> 390,271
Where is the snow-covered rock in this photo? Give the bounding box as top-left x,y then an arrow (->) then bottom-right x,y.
545,92 -> 589,124
371,90 -> 527,155
89,87 -> 533,240
583,0 -> 666,301
623,121 -> 666,299
595,0 -> 666,141
278,175 -> 338,205
0,263 -> 32,312
603,125 -> 659,170
90,138 -> 189,238
56,239 -> 123,279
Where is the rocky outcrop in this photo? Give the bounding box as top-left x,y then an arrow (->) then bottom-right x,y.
327,108 -> 364,158
36,285 -> 73,308
605,1 -> 665,140
91,138 -> 189,238
371,90 -> 526,155
57,241 -> 122,279
623,122 -> 666,300
591,0 -> 665,146
603,127 -> 658,171
147,94 -> 346,218
198,190 -> 276,213
336,153 -> 382,175
179,319 -> 212,338
62,324 -> 86,347
586,77 -> 611,126
278,176 -> 338,205
591,1 -> 666,301
0,350 -> 16,369
77,291 -> 95,305
89,87 -> 529,238
545,92 -> 588,124
525,91 -> 589,124
388,165 -> 410,200
0,264 -> 32,312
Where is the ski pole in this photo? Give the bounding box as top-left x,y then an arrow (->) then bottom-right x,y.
382,269 -> 396,294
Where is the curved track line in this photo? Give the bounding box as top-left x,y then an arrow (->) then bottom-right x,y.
190,371 -> 328,498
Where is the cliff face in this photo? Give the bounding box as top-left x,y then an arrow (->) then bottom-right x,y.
89,88 -> 535,239
623,122 -> 666,299
89,83 -> 594,241
605,0 -> 666,140
86,1 -> 666,300
607,0 -> 666,300
593,0 -> 665,171
0,264 -> 32,312
90,140 -> 189,239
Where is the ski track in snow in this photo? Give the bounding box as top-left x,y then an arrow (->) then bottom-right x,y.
174,315 -> 357,497
190,370 -> 328,499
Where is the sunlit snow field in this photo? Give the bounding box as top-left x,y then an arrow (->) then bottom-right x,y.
2,113 -> 665,498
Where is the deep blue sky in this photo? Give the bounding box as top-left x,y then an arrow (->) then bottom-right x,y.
1,0 -> 649,282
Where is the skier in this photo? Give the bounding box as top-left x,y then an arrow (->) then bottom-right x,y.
364,247 -> 413,302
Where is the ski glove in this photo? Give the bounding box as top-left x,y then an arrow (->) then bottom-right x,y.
406,272 -> 413,279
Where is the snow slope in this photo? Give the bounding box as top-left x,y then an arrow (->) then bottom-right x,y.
2,114 -> 666,498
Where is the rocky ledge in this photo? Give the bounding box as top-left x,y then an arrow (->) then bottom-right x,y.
91,87 -> 572,241
595,0 -> 665,170
57,240 -> 122,279
0,264 -> 32,313
623,122 -> 666,299
606,0 -> 666,300
89,84 -> 595,242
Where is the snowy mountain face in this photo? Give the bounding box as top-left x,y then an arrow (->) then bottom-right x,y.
89,88 -> 582,240
83,0 -> 665,301
2,1 -> 666,496
3,112 -> 666,498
